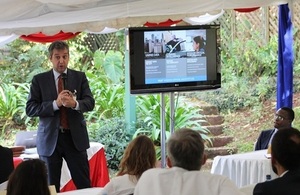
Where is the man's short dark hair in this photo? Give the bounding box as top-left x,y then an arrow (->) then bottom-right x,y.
280,107 -> 295,121
271,127 -> 300,170
48,40 -> 69,57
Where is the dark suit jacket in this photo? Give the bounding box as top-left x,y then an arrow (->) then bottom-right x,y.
26,69 -> 95,156
254,129 -> 275,151
0,146 -> 14,183
253,169 -> 300,195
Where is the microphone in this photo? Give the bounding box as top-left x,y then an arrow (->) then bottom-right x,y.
61,73 -> 67,90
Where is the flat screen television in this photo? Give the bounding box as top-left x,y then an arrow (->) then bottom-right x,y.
128,24 -> 221,94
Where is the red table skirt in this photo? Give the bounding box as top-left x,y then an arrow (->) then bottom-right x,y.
13,142 -> 109,192
60,144 -> 110,192
13,157 -> 23,168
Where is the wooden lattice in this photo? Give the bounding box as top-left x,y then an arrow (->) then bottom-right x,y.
91,2 -> 300,57
85,33 -> 118,53
214,3 -> 300,66
219,3 -> 300,45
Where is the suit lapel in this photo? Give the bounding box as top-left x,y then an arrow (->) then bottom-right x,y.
264,129 -> 276,148
66,69 -> 74,92
66,69 -> 80,95
47,70 -> 57,99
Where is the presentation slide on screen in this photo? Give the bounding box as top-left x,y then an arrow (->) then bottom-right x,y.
144,30 -> 208,84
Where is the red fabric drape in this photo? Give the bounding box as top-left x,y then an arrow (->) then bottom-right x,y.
20,31 -> 80,43
60,148 -> 110,192
234,7 -> 260,13
144,19 -> 182,27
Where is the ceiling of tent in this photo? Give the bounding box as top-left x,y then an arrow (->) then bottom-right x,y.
0,0 -> 296,35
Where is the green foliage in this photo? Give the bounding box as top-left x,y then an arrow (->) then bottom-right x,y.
222,32 -> 278,81
88,117 -> 131,171
14,82 -> 39,127
191,31 -> 278,113
85,49 -> 125,120
193,74 -> 276,113
86,80 -> 125,120
0,39 -> 48,83
134,94 -> 210,146
293,28 -> 300,92
93,50 -> 124,83
293,106 -> 300,130
0,83 -> 29,135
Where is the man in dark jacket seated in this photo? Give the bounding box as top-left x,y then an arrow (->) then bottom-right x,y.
253,127 -> 300,195
254,107 -> 294,151
0,145 -> 14,184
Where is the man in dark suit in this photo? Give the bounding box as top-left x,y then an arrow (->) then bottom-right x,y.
254,107 -> 294,150
26,40 -> 95,192
0,145 -> 14,184
253,127 -> 300,195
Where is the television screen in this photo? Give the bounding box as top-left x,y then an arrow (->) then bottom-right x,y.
128,25 -> 221,94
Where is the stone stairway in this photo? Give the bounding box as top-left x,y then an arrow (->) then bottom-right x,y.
191,101 -> 237,171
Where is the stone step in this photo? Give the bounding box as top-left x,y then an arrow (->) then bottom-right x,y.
210,136 -> 234,147
204,125 -> 224,136
205,147 -> 237,159
200,115 -> 224,126
198,105 -> 220,115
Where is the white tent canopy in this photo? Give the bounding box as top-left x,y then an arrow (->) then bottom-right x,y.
0,0 -> 296,36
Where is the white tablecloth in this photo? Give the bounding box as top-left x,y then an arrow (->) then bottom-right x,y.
57,187 -> 103,195
211,149 -> 277,187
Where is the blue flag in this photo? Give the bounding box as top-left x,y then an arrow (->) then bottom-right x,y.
277,4 -> 293,109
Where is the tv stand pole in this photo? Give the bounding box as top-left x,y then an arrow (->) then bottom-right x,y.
170,92 -> 175,134
160,93 -> 166,168
160,92 -> 175,168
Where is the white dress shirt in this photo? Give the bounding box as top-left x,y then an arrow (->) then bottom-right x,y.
134,167 -> 244,195
268,128 -> 278,146
102,174 -> 137,195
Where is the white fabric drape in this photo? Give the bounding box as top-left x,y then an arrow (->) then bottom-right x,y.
0,0 -> 296,36
0,34 -> 19,47
183,10 -> 225,25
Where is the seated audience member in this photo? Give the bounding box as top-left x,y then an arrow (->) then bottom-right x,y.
255,107 -> 294,150
102,135 -> 156,195
134,128 -> 243,195
253,127 -> 300,195
6,159 -> 51,195
0,145 -> 14,184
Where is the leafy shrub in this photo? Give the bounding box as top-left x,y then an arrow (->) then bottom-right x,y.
293,106 -> 300,130
0,83 -> 30,136
191,70 -> 276,113
85,50 -> 125,121
135,94 -> 210,147
88,117 -> 131,171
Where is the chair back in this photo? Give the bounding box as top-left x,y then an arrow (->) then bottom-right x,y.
15,131 -> 37,148
0,146 -> 14,184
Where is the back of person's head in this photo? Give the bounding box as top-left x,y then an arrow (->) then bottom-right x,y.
0,146 -> 14,184
271,127 -> 300,171
117,135 -> 156,180
48,40 -> 69,57
167,128 -> 205,171
6,159 -> 50,195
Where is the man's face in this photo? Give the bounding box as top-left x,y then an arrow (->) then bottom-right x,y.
273,109 -> 292,129
50,48 -> 69,74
